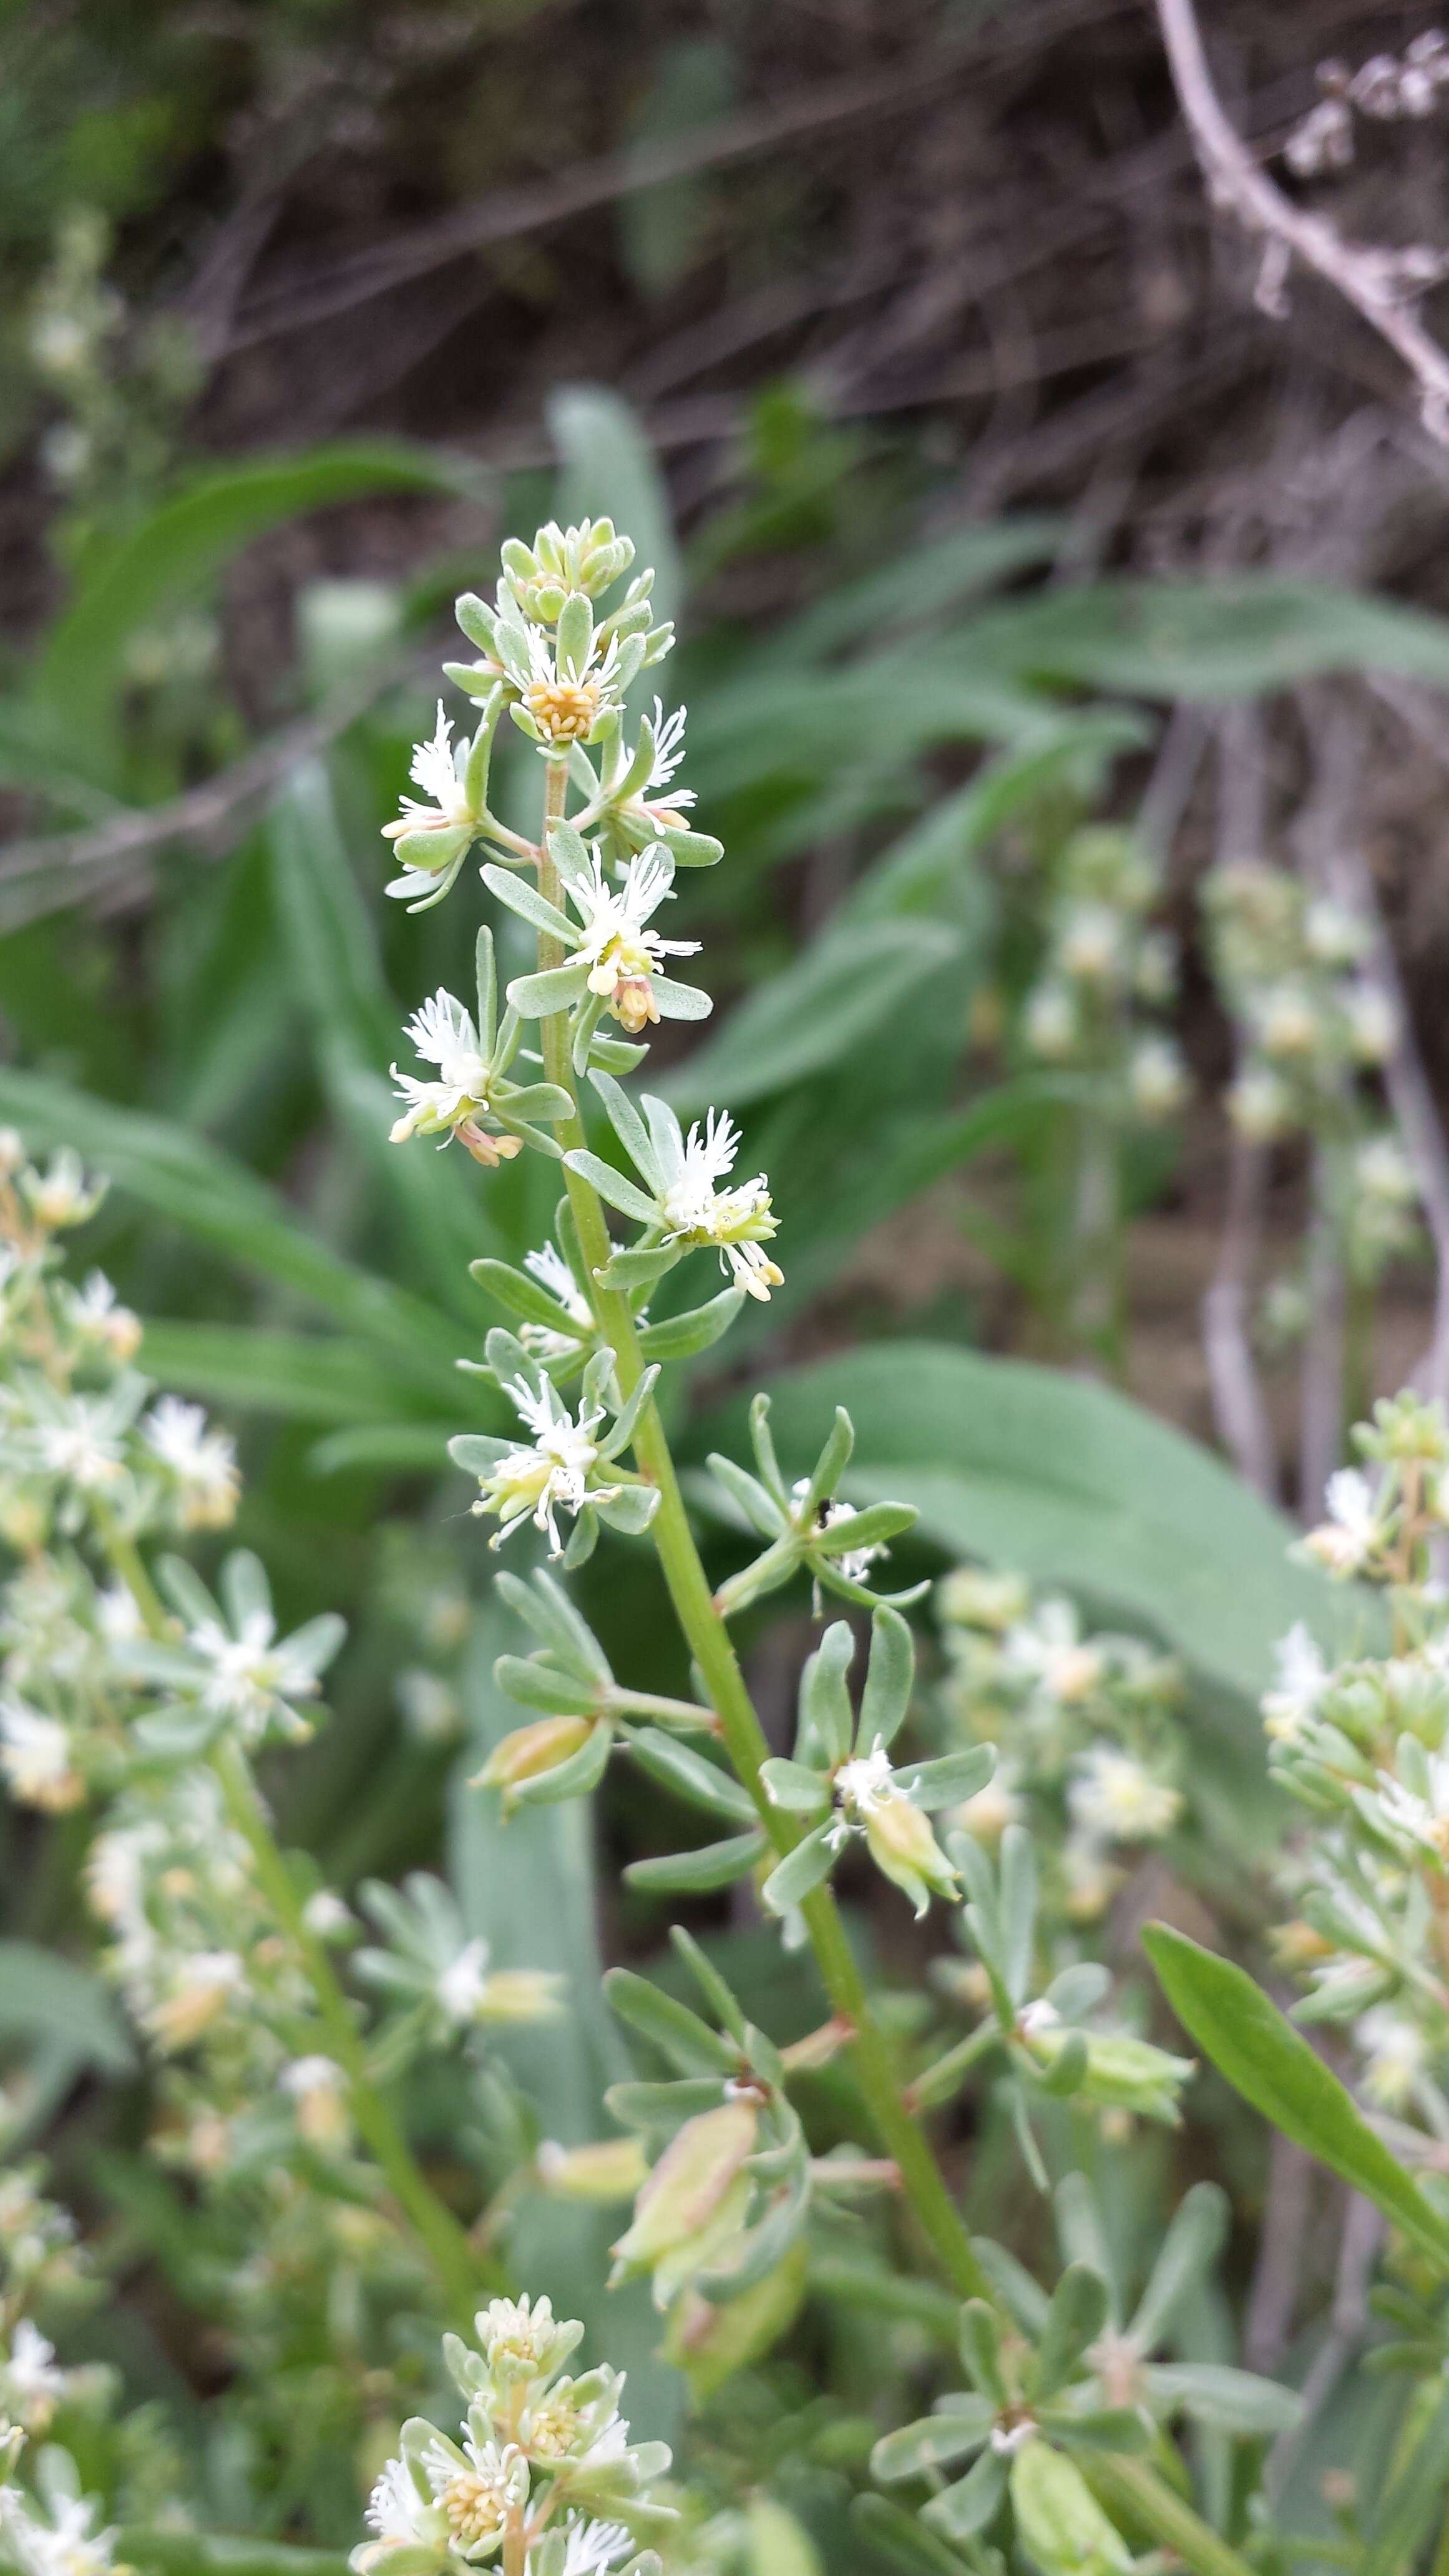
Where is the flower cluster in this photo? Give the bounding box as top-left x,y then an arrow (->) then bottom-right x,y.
873,2178 -> 1295,2548
1265,1392 -> 1449,2132
934,1568 -> 1185,1929
1014,827 -> 1187,1127
1283,34 -> 1449,177
355,2299 -> 670,2575
1203,862 -> 1419,1299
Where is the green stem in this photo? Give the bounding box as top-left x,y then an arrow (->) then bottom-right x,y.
117,2532 -> 351,2576
210,1737 -> 497,2310
534,759 -> 991,2304
533,760 -> 1244,2563
1089,2455 -> 1260,2576
93,1511 -> 490,2308
92,1504 -> 169,1637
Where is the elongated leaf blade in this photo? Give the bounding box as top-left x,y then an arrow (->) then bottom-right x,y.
1143,1923 -> 1449,2271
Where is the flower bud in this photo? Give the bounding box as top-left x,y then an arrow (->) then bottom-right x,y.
610,2102 -> 758,2290
861,1790 -> 960,1918
1010,2440 -> 1134,2576
474,1715 -> 599,1803
535,2137 -> 648,2202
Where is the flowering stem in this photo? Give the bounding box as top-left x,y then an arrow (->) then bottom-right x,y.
533,759 -> 993,2306
88,1511 -> 495,2305
1087,2455 -> 1262,2576
210,1736 -> 499,2309
91,1504 -> 170,1639
528,764 -> 1258,2574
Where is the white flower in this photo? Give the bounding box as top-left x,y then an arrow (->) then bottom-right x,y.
518,1244 -> 595,1362
475,2292 -> 580,2379
1355,1135 -> 1417,1207
68,1272 -> 140,1362
1017,1998 -> 1062,2039
142,1397 -> 240,1530
1304,897 -> 1368,968
541,2522 -> 633,2576
188,1608 -> 324,1738
145,1951 -> 246,2052
0,1702 -> 81,1812
1022,984 -> 1076,1060
659,1110 -> 782,1302
990,2416 -> 1040,2457
281,2054 -> 349,2148
1302,1467 -> 1383,1578
382,705 -> 476,846
95,1584 -> 143,1646
21,1153 -> 103,1232
826,1742 -> 957,1915
1345,983 -> 1397,1065
1127,1035 -> 1188,1120
1256,983 -> 1322,1061
437,1938 -> 494,2026
389,990 -> 520,1168
521,627 -> 623,747
789,1484 -> 887,1584
829,1743 -> 898,1844
642,698 -> 694,816
1002,1600 -> 1103,1706
1357,2006 -> 1429,2109
34,1402 -> 125,1493
1067,1747 -> 1181,1843
1227,1066 -> 1292,1141
562,846 -> 699,1030
1,2321 -> 67,2426
0,2482 -> 115,2576
1374,1752 -> 1449,1862
1058,904 -> 1125,986
394,1667 -> 462,1744
1263,1622 -> 1329,1742
302,1888 -> 354,1940
475,1380 -> 616,1558
364,2457 -> 430,2548
423,2429 -> 527,2560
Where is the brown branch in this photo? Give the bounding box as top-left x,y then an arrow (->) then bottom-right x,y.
220,0 -> 1131,354
1201,708 -> 1279,1501
1153,0 -> 1449,437
0,648 -> 433,897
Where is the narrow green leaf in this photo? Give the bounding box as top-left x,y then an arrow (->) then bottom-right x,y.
1143,1923 -> 1449,2270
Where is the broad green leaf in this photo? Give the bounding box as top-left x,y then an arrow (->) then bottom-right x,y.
617,40 -> 738,300
698,1342 -> 1362,1707
772,519 -> 1068,662
140,1323 -> 461,1430
1143,2362 -> 1301,2435
0,1066 -> 467,1398
849,2495 -> 978,2575
663,918 -> 959,1114
624,1833 -> 764,1895
1143,1923 -> 1449,2271
40,441 -> 486,760
959,577 -> 1449,703
0,1941 -> 134,2074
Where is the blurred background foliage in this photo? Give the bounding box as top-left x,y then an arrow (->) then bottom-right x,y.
8,0 -> 1449,2554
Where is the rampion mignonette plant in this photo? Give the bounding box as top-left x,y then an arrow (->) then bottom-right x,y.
363,519 -> 1304,2574
7,517 -> 1448,2576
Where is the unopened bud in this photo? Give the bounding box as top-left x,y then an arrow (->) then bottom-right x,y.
535,2137 -> 648,2202
474,1715 -> 598,1801
610,2102 -> 758,2283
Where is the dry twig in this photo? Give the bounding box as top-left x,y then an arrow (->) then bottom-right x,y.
1153,0 -> 1449,436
